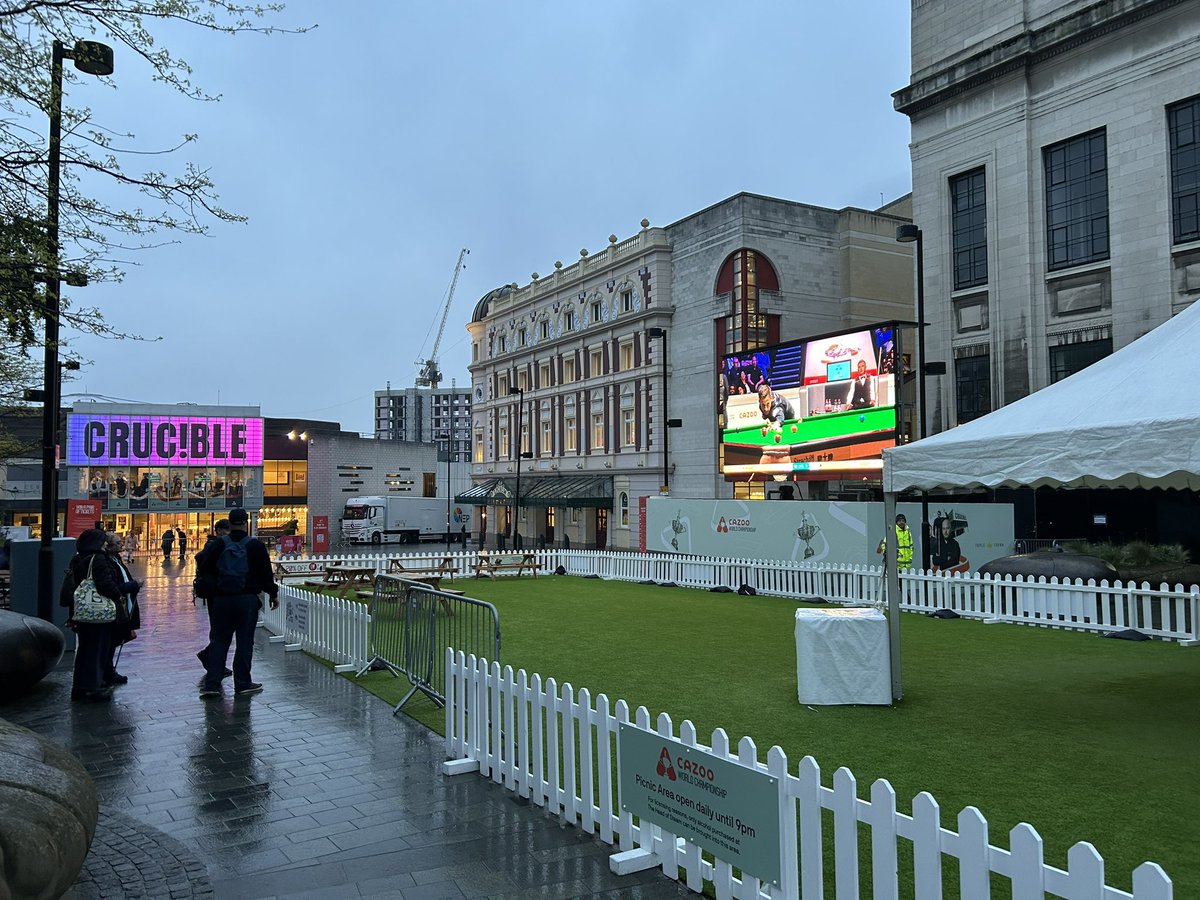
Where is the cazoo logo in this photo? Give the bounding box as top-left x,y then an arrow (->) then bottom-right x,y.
716,516 -> 755,535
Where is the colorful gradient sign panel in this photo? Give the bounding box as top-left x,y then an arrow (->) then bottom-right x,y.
66,415 -> 264,467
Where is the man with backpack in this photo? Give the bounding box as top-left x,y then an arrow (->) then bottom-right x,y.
195,508 -> 278,698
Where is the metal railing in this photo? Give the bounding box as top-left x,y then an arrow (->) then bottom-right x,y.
357,574 -> 500,712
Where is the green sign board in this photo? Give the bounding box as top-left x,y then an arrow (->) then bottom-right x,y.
618,723 -> 781,886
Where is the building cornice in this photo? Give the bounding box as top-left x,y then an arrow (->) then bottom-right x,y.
893,0 -> 1186,118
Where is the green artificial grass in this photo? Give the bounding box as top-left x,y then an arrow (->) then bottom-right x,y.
342,576 -> 1200,896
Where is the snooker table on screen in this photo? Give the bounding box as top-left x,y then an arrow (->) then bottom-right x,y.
723,406 -> 897,448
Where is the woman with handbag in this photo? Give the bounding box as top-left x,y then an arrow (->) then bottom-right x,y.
104,531 -> 141,686
64,528 -> 128,703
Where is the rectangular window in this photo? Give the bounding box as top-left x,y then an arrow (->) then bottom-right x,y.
498,374 -> 509,396
1044,129 -> 1109,271
954,354 -> 991,424
620,341 -> 634,371
498,334 -> 507,353
518,371 -> 528,391
950,168 -> 987,289
592,301 -> 603,322
540,320 -> 550,340
473,430 -> 484,463
564,356 -> 576,383
566,417 -> 578,451
590,349 -> 603,376
622,408 -> 635,447
621,289 -> 634,312
541,421 -> 553,455
1049,337 -> 1112,384
565,309 -> 576,332
472,343 -> 479,361
1169,96 -> 1200,244
539,362 -> 551,386
592,413 -> 605,449
519,329 -> 528,347
498,425 -> 509,459
520,425 -> 529,456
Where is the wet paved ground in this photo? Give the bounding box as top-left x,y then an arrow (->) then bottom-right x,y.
3,557 -> 686,900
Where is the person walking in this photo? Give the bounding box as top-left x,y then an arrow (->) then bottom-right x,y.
103,531 -> 141,687
196,508 -> 278,698
176,526 -> 188,562
62,528 -> 130,703
123,531 -> 137,564
161,527 -> 174,561
195,519 -> 233,680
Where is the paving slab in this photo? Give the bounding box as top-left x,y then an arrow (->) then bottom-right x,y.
1,557 -> 687,900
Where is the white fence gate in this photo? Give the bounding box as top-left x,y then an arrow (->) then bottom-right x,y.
443,651 -> 1173,900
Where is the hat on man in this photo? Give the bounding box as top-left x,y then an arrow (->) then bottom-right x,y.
895,513 -> 907,523
228,507 -> 249,525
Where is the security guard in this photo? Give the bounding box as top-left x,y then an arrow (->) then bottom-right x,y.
876,513 -> 915,569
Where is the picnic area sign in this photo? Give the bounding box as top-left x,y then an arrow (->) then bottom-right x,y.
618,724 -> 781,885
286,593 -> 310,637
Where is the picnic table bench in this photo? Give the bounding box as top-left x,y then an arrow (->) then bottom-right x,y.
362,573 -> 457,615
303,564 -> 376,599
472,552 -> 540,578
388,556 -> 458,580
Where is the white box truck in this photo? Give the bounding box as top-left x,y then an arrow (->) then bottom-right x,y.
341,495 -> 469,545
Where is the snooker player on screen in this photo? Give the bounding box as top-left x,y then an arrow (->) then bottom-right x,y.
757,383 -> 795,426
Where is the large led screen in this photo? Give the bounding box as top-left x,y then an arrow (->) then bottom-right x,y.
67,415 -> 264,467
720,325 -> 898,477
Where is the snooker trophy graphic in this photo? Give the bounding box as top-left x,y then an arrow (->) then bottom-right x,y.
796,512 -> 820,559
670,510 -> 687,551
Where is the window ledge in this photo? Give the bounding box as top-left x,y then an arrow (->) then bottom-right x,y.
1045,259 -> 1110,283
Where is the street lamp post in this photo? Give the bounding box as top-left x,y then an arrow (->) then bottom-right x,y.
439,432 -> 452,544
508,386 -> 524,549
37,39 -> 114,622
896,223 -> 931,568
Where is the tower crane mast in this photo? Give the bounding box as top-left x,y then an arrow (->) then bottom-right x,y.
416,248 -> 469,389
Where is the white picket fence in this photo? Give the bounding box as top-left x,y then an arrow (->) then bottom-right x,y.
274,547 -> 1200,643
443,651 -> 1174,900
259,584 -> 372,673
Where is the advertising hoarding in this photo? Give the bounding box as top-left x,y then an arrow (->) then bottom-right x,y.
720,324 -> 899,478
645,498 -> 1014,571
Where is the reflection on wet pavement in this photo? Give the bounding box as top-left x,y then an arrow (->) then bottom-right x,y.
3,556 -> 686,899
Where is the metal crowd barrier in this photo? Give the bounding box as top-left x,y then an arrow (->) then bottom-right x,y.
357,574 -> 500,713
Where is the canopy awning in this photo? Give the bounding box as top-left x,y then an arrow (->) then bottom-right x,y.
456,475 -> 613,508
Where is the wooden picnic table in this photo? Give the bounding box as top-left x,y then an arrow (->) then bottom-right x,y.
472,552 -> 539,578
305,564 -> 376,599
381,573 -> 457,615
388,556 -> 458,580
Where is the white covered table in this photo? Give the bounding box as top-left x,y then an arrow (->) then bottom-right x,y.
794,607 -> 891,705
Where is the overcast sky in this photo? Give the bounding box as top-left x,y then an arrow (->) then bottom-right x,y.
58,1 -> 914,435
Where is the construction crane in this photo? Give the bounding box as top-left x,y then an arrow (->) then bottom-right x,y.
416,247 -> 469,389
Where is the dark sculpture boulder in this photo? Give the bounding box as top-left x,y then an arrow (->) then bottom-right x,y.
0,719 -> 97,900
978,550 -> 1119,582
0,610 -> 65,700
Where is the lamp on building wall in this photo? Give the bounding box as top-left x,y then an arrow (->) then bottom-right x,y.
38,38 -> 114,623
896,223 -> 931,568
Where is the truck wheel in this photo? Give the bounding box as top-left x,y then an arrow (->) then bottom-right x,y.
371,532 -> 382,545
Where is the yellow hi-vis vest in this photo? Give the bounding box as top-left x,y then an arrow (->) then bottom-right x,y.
895,525 -> 914,568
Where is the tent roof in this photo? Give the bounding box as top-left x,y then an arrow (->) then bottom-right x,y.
883,301 -> 1200,493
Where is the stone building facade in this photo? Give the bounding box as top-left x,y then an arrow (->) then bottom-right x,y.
895,0 -> 1200,429
463,192 -> 915,551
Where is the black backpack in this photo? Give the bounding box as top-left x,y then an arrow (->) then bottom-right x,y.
215,535 -> 251,595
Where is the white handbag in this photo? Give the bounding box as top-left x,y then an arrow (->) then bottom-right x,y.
72,555 -> 118,625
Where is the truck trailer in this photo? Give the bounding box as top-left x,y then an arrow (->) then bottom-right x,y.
341,495 -> 469,545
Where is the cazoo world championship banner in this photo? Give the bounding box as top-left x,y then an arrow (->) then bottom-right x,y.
644,498 -> 1015,572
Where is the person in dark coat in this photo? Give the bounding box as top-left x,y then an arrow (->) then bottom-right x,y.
161,528 -> 174,561
103,531 -> 141,686
176,527 -> 188,561
64,528 -> 129,702
195,519 -> 233,679
195,508 -> 278,698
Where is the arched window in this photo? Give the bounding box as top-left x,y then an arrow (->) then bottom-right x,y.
619,491 -> 629,528
716,249 -> 780,354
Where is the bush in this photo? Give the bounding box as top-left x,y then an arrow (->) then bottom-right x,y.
1063,541 -> 1189,566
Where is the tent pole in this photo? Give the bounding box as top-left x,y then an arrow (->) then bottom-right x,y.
883,490 -> 903,701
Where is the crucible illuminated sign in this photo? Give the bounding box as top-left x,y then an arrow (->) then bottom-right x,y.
66,415 -> 264,466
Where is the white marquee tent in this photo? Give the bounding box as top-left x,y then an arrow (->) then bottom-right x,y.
883,300 -> 1200,493
877,300 -> 1200,699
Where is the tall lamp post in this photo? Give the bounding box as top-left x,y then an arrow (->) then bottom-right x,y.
895,224 -> 931,568
37,39 -> 114,623
646,328 -> 681,493
508,386 -> 525,549
438,431 -> 452,545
